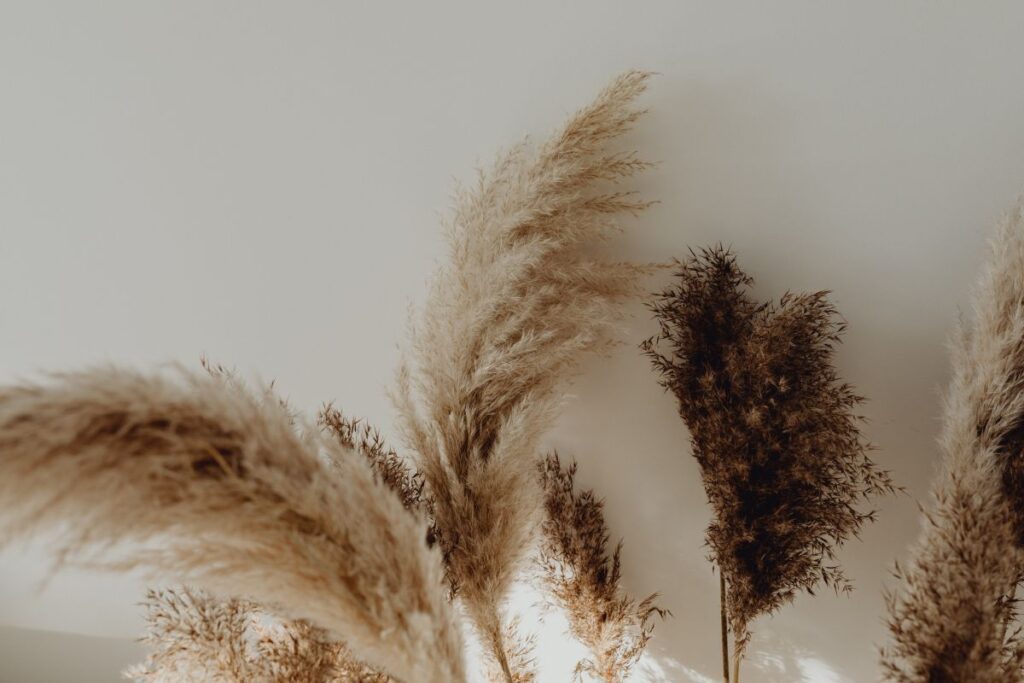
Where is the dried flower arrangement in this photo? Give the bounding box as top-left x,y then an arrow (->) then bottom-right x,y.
881,204 -> 1024,682
642,246 -> 895,681
0,71 -> 662,682
8,62 -> 1015,683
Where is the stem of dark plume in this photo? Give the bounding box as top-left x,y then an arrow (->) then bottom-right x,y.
720,571 -> 730,683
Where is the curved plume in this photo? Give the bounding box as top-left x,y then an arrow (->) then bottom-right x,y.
394,70 -> 654,681
0,367 -> 464,683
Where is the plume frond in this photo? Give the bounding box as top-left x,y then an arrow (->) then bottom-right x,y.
127,588 -> 255,682
539,453 -> 666,682
318,405 -> 429,516
882,203 -> 1024,681
127,588 -> 393,682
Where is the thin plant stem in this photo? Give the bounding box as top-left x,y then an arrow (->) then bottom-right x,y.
720,571 -> 731,683
496,653 -> 513,683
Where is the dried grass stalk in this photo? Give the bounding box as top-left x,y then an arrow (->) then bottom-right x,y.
642,246 -> 893,658
127,588 -> 254,682
394,70 -> 654,681
128,588 -> 392,682
0,367 -> 464,683
539,453 -> 666,683
882,204 -> 1024,682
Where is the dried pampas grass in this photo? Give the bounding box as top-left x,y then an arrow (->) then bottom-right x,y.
643,246 -> 893,677
129,588 -> 391,682
539,453 -> 665,683
882,204 -> 1024,682
129,588 -> 254,682
318,405 -> 431,519
485,618 -> 537,683
394,70 -> 654,681
0,367 -> 463,683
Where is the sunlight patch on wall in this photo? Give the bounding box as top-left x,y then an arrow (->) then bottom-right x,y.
796,656 -> 847,683
743,631 -> 851,683
636,654 -> 716,683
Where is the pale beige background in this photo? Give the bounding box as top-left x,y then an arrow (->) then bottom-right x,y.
3,2 -> 1024,681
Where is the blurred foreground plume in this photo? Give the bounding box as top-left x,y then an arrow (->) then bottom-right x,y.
882,203 -> 1024,682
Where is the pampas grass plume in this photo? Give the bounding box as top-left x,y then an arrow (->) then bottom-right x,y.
394,70 -> 655,682
0,367 -> 464,683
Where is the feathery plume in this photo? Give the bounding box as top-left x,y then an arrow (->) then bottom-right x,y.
539,453 -> 665,683
319,405 -> 445,557
0,367 -> 464,683
318,405 -> 429,516
128,588 -> 254,682
882,204 -> 1024,681
251,613 -> 391,683
642,246 -> 893,677
128,588 -> 392,682
394,70 -> 654,681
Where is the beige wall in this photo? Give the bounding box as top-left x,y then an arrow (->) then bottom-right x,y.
0,626 -> 143,683
2,2 -> 1024,681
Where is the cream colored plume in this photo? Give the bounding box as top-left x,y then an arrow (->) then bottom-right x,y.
394,70 -> 654,681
